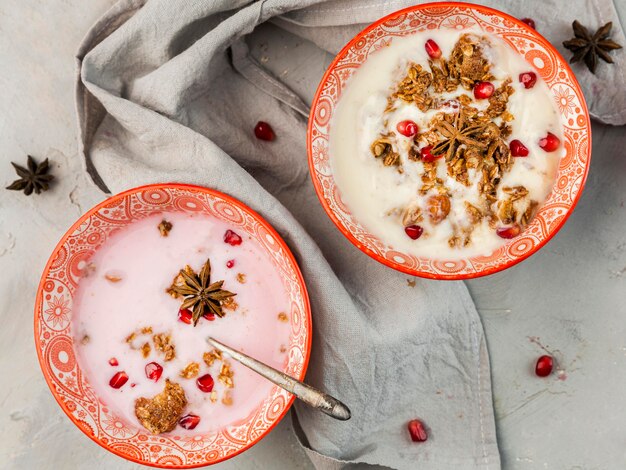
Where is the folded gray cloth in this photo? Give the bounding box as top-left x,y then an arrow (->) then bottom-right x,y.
75,1 -> 623,469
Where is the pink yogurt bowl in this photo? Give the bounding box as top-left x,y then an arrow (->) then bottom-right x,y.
35,183 -> 312,467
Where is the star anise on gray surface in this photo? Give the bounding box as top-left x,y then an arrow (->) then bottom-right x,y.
6,155 -> 54,195
170,258 -> 236,325
563,21 -> 622,73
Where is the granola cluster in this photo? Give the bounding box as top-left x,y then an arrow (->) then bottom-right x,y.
135,380 -> 187,434
370,34 -> 538,247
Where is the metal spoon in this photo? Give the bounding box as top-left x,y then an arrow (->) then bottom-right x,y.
206,337 -> 351,421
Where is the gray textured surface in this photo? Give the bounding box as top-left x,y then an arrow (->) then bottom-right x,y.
1,1 -> 625,469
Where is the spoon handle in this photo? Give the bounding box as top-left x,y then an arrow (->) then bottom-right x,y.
206,337 -> 351,421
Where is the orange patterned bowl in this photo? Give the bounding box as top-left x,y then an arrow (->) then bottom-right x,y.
307,2 -> 591,279
34,184 -> 311,467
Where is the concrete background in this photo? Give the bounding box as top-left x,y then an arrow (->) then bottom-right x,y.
1,1 -> 625,469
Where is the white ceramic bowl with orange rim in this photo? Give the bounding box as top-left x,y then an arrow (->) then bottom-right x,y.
34,183 -> 311,468
307,2 -> 591,280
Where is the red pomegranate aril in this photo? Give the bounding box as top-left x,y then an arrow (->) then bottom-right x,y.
404,225 -> 424,240
521,18 -> 536,29
420,145 -> 440,163
539,132 -> 560,152
254,121 -> 275,141
535,355 -> 554,377
510,139 -> 529,157
226,259 -> 235,269
496,225 -> 521,239
196,374 -> 215,393
179,414 -> 200,430
108,357 -> 119,367
396,120 -> 419,137
145,362 -> 163,382
407,419 -> 428,442
224,229 -> 242,246
203,311 -> 215,321
473,81 -> 495,99
519,71 -> 537,89
109,371 -> 129,389
424,39 -> 442,59
178,308 -> 192,324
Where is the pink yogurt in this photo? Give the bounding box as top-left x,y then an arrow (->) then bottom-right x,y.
72,212 -> 291,434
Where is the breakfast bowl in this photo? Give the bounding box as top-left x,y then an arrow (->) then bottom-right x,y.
308,2 -> 591,279
34,183 -> 311,467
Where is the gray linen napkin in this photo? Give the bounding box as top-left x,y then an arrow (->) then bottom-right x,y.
75,1 -> 624,469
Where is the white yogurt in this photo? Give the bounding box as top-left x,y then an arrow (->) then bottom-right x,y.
72,213 -> 291,434
329,29 -> 565,259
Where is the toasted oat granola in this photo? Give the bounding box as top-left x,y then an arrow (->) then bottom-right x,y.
367,33 -> 538,247
153,333 -> 176,361
180,362 -> 200,379
134,380 -> 187,434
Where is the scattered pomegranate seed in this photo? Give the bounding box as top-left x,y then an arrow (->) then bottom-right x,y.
519,71 -> 537,89
424,39 -> 442,59
510,139 -> 529,157
196,374 -> 215,393
404,225 -> 424,240
109,371 -> 129,389
108,358 -> 119,367
224,229 -> 242,246
407,419 -> 428,442
145,362 -> 163,382
535,355 -> 554,377
420,145 -> 441,163
396,120 -> 419,137
203,311 -> 215,321
178,308 -> 192,324
226,259 -> 235,269
473,81 -> 495,99
496,225 -> 521,239
538,132 -> 560,152
520,18 -> 536,29
179,414 -> 200,430
130,383 -> 136,388
254,121 -> 275,141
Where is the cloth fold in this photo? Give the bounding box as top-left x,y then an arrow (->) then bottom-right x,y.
75,0 -> 623,468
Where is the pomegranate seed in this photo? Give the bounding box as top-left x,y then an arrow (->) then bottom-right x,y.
496,225 -> 521,239
179,414 -> 200,430
519,71 -> 537,89
396,120 -> 419,137
538,132 -> 560,152
473,81 -> 495,99
535,355 -> 554,377
510,140 -> 529,157
420,145 -> 441,163
203,311 -> 215,321
424,39 -> 442,59
145,362 -> 163,382
196,374 -> 215,393
109,371 -> 129,389
407,419 -> 428,442
224,229 -> 242,246
254,121 -> 275,141
404,225 -> 424,240
226,259 -> 235,269
131,383 -> 136,388
108,358 -> 119,367
178,308 -> 192,324
520,18 -> 536,29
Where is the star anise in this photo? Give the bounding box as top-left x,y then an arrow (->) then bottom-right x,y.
431,110 -> 487,161
563,21 -> 622,74
171,259 -> 236,325
6,155 -> 54,195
